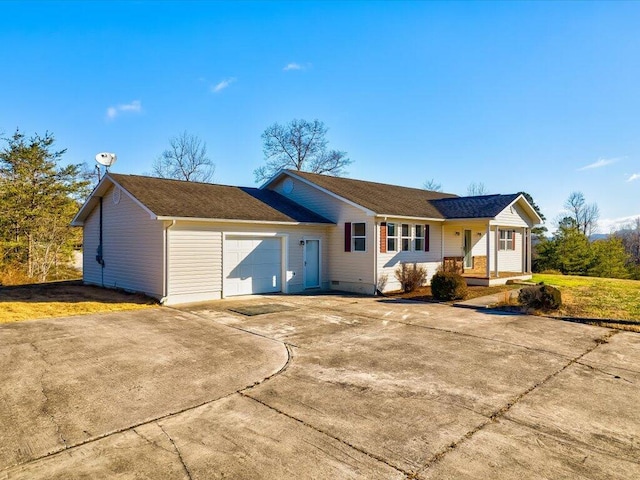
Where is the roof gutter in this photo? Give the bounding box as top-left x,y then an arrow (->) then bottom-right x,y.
154,216 -> 334,226
375,214 -> 445,222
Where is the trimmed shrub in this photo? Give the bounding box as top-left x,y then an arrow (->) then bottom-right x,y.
431,270 -> 468,301
518,285 -> 562,310
394,263 -> 427,293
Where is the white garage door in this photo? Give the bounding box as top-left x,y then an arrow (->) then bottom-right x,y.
224,236 -> 282,296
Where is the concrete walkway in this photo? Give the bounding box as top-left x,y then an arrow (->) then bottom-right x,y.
454,289 -> 521,309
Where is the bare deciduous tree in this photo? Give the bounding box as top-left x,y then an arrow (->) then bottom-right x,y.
254,119 -> 351,183
564,191 -> 599,237
616,217 -> 640,265
152,131 -> 215,182
423,178 -> 443,192
466,182 -> 488,196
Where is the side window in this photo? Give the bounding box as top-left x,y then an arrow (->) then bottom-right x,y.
415,224 -> 424,251
387,223 -> 397,251
353,223 -> 366,252
401,224 -> 411,251
499,230 -> 515,250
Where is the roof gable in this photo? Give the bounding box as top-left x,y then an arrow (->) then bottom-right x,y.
270,170 -> 458,219
430,194 -> 520,219
73,174 -> 333,225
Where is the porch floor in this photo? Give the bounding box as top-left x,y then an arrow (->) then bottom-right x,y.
461,272 -> 532,286
461,271 -> 527,279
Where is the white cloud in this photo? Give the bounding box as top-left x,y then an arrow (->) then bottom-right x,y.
283,62 -> 302,71
577,157 -> 621,171
627,173 -> 640,182
106,100 -> 142,120
212,77 -> 236,93
599,214 -> 640,233
283,62 -> 311,71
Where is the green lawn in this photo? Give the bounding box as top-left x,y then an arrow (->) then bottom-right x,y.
532,274 -> 640,323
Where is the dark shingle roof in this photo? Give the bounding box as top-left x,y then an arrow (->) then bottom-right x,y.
289,170 -> 457,219
109,174 -> 333,224
430,194 -> 521,219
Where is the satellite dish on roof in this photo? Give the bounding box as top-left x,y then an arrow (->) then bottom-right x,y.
95,152 -> 117,168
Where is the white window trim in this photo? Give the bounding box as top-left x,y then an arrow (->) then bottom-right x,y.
352,222 -> 367,252
387,222 -> 397,252
401,223 -> 411,251
415,224 -> 425,251
499,229 -> 515,251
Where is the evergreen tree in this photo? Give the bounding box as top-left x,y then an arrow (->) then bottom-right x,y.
0,130 -> 89,281
588,238 -> 630,279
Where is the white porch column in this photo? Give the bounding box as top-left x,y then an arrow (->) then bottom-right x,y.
527,227 -> 532,273
485,223 -> 491,278
522,227 -> 526,273
494,225 -> 499,277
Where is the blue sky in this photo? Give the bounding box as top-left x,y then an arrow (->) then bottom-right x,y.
2,1 -> 639,232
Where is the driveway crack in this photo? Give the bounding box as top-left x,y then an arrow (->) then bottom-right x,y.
157,423 -> 193,480
131,428 -> 174,455
240,392 -> 414,478
575,361 -> 635,384
416,329 -> 619,475
29,342 -> 68,449
241,343 -> 294,392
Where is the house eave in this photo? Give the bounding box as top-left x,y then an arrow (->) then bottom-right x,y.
155,216 -> 334,226
376,214 -> 445,222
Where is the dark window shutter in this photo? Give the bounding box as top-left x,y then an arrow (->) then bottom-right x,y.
425,224 -> 430,252
344,222 -> 352,252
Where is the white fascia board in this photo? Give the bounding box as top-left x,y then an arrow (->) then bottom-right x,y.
282,171 -> 377,216
377,214 -> 445,222
70,175 -> 115,226
155,216 -> 333,226
70,174 -> 158,226
259,168 -> 288,189
507,194 -> 543,225
444,217 -> 493,223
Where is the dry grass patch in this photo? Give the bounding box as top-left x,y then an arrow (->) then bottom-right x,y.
0,281 -> 157,323
532,274 -> 640,322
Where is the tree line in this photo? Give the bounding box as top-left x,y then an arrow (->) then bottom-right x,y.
533,193 -> 640,280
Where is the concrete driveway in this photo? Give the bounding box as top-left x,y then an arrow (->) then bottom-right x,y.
1,295 -> 638,479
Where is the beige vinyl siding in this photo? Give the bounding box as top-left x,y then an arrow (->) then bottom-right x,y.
168,224 -> 222,304
82,203 -> 100,286
83,185 -> 164,298
165,220 -> 330,304
471,230 -> 488,256
494,202 -> 533,227
376,220 -> 442,292
497,228 -> 523,272
443,225 -> 464,258
271,176 -> 376,294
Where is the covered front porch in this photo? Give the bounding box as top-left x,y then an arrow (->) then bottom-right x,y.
442,220 -> 533,286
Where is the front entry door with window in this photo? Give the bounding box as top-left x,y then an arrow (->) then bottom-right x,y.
304,239 -> 320,288
463,229 -> 472,269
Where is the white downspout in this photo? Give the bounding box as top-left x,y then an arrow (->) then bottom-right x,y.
373,219 -> 379,294
160,220 -> 176,304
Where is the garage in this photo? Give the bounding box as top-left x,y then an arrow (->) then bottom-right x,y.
223,236 -> 283,296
